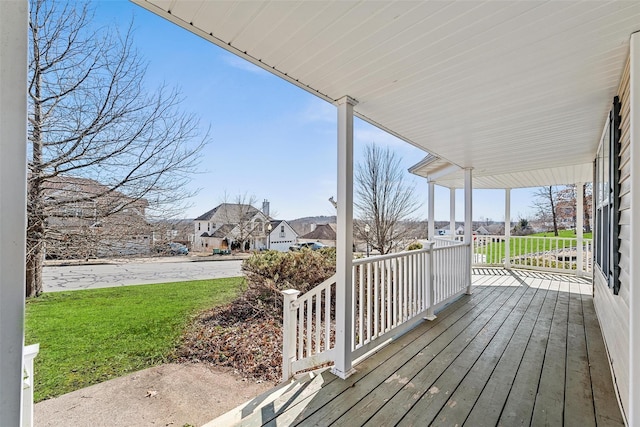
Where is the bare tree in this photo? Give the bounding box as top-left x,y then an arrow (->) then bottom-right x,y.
354,144 -> 421,254
26,0 -> 207,297
583,183 -> 593,233
532,186 -> 560,236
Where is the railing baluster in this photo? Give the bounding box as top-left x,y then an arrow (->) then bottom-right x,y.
381,259 -> 386,333
351,266 -> 356,350
374,260 -> 379,338
387,258 -> 392,329
325,286 -> 331,350
306,299 -> 312,356
315,293 -> 321,353
358,264 -> 363,347
367,262 -> 372,342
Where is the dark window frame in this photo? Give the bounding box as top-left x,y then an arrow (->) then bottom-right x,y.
594,96 -> 621,294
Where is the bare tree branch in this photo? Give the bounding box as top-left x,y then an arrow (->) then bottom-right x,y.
354,144 -> 421,254
26,0 -> 208,297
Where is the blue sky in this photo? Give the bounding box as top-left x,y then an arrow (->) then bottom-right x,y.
93,1 -> 538,222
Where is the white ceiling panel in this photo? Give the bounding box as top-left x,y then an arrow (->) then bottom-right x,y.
132,0 -> 640,188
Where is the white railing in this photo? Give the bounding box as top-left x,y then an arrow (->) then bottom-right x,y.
281,275 -> 336,381
473,235 -> 593,274
22,343 -> 39,427
433,236 -> 463,247
351,247 -> 432,360
433,243 -> 471,305
281,241 -> 471,381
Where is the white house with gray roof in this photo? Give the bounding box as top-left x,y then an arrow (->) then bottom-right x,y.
193,202 -> 270,252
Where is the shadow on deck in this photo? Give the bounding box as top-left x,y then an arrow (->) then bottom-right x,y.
208,268 -> 624,426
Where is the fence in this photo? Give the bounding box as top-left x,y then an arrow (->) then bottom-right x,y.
472,235 -> 593,274
281,241 -> 471,381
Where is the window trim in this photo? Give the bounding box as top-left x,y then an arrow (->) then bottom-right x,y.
594,96 -> 621,294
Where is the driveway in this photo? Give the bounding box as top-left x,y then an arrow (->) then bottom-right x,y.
43,257 -> 244,292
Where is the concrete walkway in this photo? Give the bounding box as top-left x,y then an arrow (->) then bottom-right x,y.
34,363 -> 274,427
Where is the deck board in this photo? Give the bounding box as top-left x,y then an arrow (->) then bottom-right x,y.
211,269 -> 624,427
431,277 -> 550,425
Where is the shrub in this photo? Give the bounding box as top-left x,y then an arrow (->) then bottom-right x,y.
240,248 -> 336,315
407,242 -> 423,251
177,248 -> 337,382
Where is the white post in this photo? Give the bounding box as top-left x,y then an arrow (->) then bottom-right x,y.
428,182 -> 435,240
332,95 -> 357,379
464,169 -> 473,294
424,241 -> 437,320
0,2 -> 28,426
629,32 -> 640,426
576,182 -> 584,276
281,289 -> 300,382
449,188 -> 456,238
22,344 -> 39,427
505,188 -> 511,269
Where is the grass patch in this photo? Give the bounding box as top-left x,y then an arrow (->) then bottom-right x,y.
530,230 -> 593,239
25,277 -> 244,402
477,231 -> 593,264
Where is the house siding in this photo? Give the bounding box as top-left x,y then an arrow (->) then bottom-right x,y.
593,55 -> 630,421
268,221 -> 298,252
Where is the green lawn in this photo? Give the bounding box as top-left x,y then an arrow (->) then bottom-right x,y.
25,277 -> 244,402
476,230 -> 593,264
530,230 -> 593,239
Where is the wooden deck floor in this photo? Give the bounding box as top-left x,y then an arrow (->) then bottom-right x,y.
211,269 -> 624,427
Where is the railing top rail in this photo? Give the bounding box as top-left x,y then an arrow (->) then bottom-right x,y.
477,234 -> 592,242
433,241 -> 470,251
352,243 -> 435,265
295,273 -> 337,301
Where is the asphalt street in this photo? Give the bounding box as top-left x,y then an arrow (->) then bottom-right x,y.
43,258 -> 244,292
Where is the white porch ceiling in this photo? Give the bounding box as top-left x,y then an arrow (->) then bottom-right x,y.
133,0 -> 640,189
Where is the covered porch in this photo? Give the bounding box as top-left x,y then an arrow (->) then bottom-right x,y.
2,1 -> 640,425
210,268 -> 623,426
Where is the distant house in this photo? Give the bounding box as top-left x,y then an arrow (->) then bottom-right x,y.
193,201 -> 271,251
267,220 -> 298,252
42,175 -> 151,258
475,224 -> 505,236
299,223 -> 337,247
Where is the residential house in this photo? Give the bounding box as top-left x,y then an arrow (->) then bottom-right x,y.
42,175 -> 151,258
475,224 -> 505,236
266,220 -> 298,252
5,2 -> 640,426
298,223 -> 337,247
193,201 -> 271,252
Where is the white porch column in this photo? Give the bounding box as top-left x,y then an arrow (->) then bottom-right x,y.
428,181 -> 435,240
629,32 -> 640,426
504,188 -> 511,269
464,168 -> 473,294
332,95 -> 357,380
449,188 -> 456,237
576,182 -> 584,275
0,1 -> 28,425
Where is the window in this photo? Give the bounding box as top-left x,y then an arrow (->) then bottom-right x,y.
198,223 -> 201,231
280,225 -> 285,238
594,96 -> 621,294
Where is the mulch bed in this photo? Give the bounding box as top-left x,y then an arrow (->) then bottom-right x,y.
174,295 -> 283,383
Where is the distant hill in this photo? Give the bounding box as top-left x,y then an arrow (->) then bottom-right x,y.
289,216 -> 336,236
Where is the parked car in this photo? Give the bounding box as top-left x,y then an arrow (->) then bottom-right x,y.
168,242 -> 189,255
289,242 -> 328,251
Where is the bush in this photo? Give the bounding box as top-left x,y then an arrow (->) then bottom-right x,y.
407,242 -> 423,251
241,248 -> 336,312
176,248 -> 337,382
